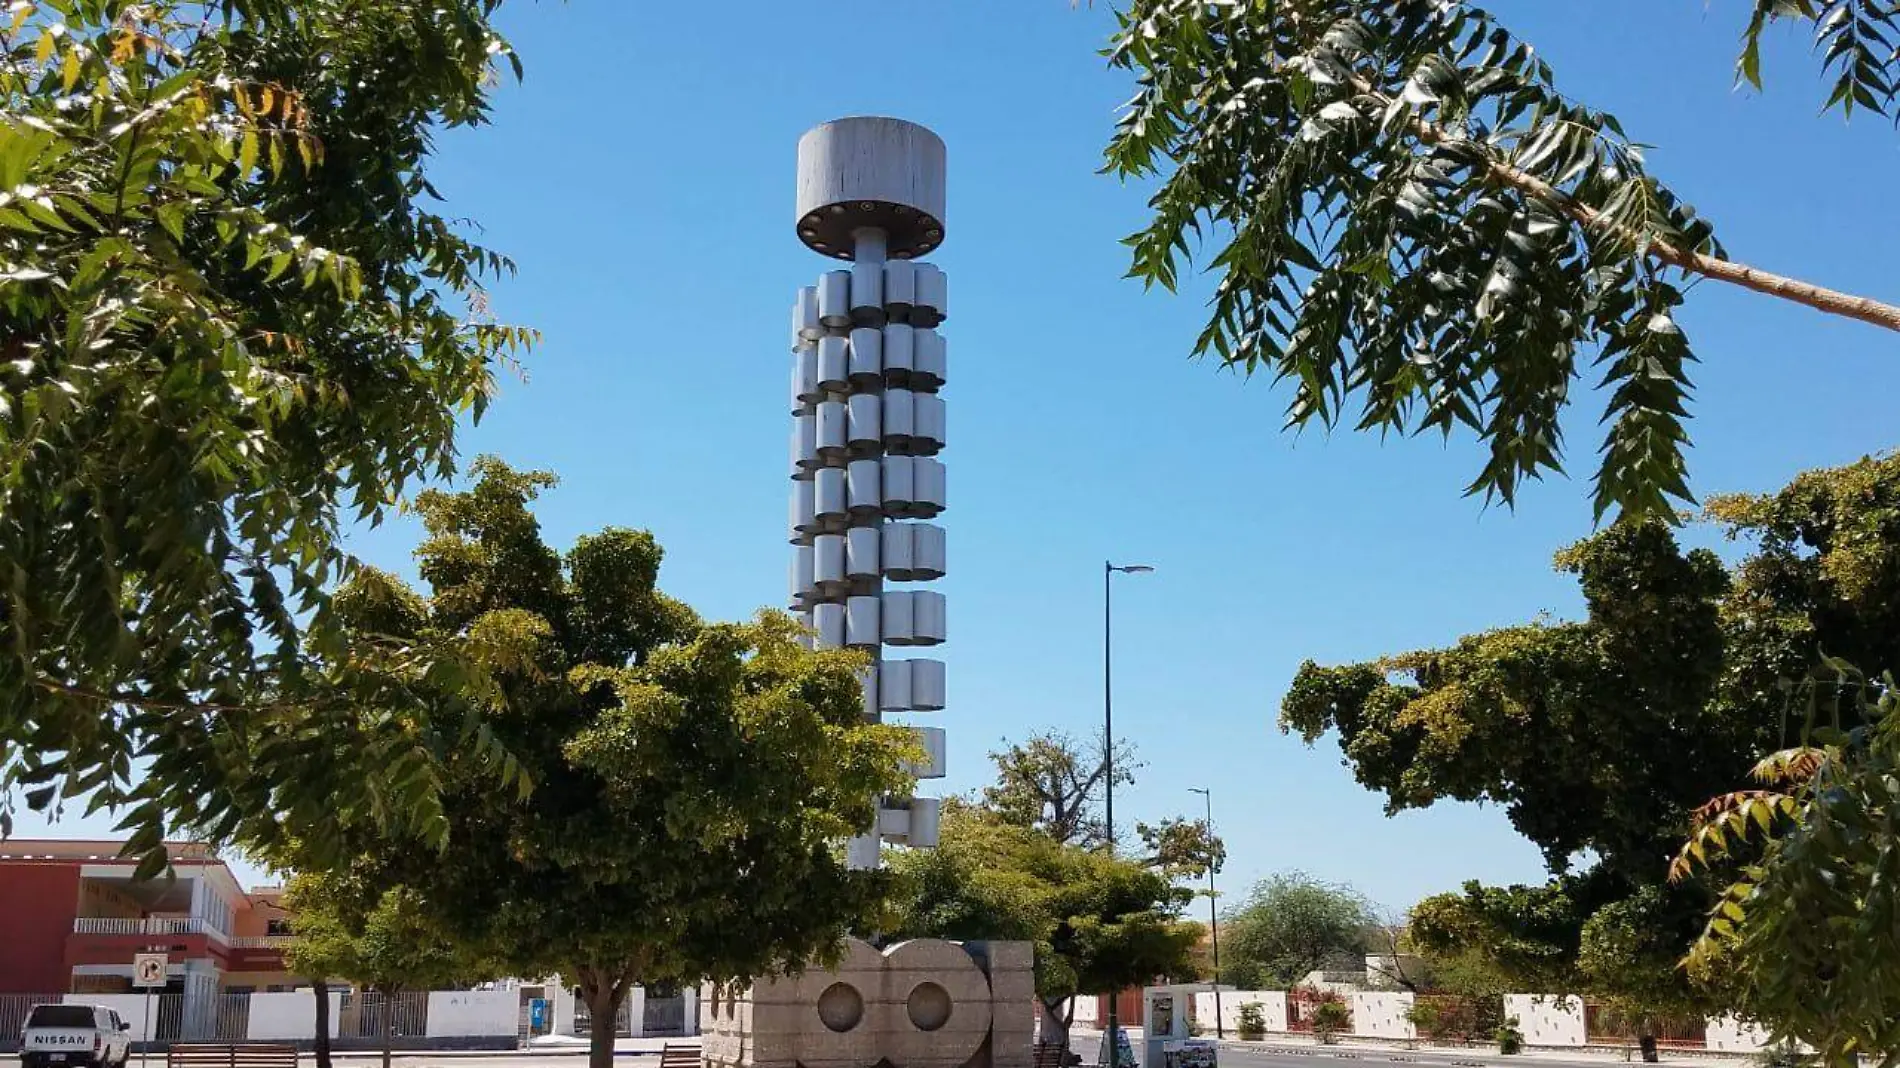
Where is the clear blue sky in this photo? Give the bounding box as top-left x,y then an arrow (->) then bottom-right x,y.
18,2 -> 1899,910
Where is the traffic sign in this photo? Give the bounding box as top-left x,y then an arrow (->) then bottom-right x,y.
133,953 -> 166,988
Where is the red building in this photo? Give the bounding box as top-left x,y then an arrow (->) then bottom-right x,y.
0,840 -> 295,998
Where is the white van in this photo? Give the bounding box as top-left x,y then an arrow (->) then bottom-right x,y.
20,1004 -> 132,1068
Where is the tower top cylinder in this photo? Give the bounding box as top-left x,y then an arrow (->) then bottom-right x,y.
795,117 -> 947,261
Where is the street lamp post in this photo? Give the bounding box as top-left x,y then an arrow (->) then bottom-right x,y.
1102,560 -> 1153,1066
1189,787 -> 1223,1040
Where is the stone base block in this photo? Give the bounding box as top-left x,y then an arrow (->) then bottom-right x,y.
702,938 -> 1035,1068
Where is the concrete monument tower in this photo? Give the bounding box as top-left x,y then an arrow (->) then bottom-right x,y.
786,117 -> 950,866
703,117 -> 1031,1068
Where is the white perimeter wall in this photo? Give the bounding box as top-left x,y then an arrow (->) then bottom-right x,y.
1351,992 -> 1414,1040
246,991 -> 343,1040
1706,1015 -> 1774,1053
1505,995 -> 1584,1047
424,990 -> 518,1038
1190,992 -> 1286,1034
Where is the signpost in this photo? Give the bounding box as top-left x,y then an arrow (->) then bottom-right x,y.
133,953 -> 165,1068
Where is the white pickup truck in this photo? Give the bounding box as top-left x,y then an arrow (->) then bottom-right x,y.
19,1004 -> 132,1068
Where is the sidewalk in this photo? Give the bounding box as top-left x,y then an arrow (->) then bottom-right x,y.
319,1037 -> 701,1058
1071,1027 -> 1748,1068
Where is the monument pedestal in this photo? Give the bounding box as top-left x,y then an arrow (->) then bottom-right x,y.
702,939 -> 1034,1068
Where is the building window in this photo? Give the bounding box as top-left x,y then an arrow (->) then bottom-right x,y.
265,919 -> 292,935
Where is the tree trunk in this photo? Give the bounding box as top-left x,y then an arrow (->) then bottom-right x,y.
585,986 -> 625,1068
311,980 -> 332,1068
1038,998 -> 1071,1051
380,992 -> 395,1068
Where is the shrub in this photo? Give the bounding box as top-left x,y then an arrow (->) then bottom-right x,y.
1312,1001 -> 1352,1044
1407,996 -> 1505,1046
1496,1018 -> 1524,1055
1238,1003 -> 1267,1041
1291,985 -> 1351,1038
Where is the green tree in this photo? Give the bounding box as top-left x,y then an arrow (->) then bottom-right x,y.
1103,0 -> 1899,521
1134,816 -> 1225,881
1408,879 -> 1589,999
982,729 -> 1136,849
1577,886 -> 1716,1061
283,872 -> 497,1068
298,458 -> 914,1068
0,0 -> 535,865
1282,453 -> 1900,1040
1217,872 -> 1372,989
886,801 -> 1203,1049
1281,525 -> 1736,1031
1673,664 -> 1900,1067
982,731 -> 1223,877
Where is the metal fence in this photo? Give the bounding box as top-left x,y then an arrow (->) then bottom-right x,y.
572,995 -> 634,1038
335,991 -> 430,1042
0,995 -> 40,1045
644,994 -> 686,1037
564,992 -> 687,1038
1583,1003 -> 1708,1050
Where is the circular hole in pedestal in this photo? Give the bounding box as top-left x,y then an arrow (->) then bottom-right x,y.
817,982 -> 863,1033
906,981 -> 952,1032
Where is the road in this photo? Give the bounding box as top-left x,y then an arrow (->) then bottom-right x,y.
0,1040 -> 1722,1068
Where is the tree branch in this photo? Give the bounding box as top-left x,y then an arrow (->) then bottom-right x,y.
32,676 -> 306,715
1389,85 -> 1900,333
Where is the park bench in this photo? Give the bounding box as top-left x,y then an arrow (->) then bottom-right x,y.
165,1044 -> 299,1068
1033,1041 -> 1079,1068
659,1044 -> 700,1068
